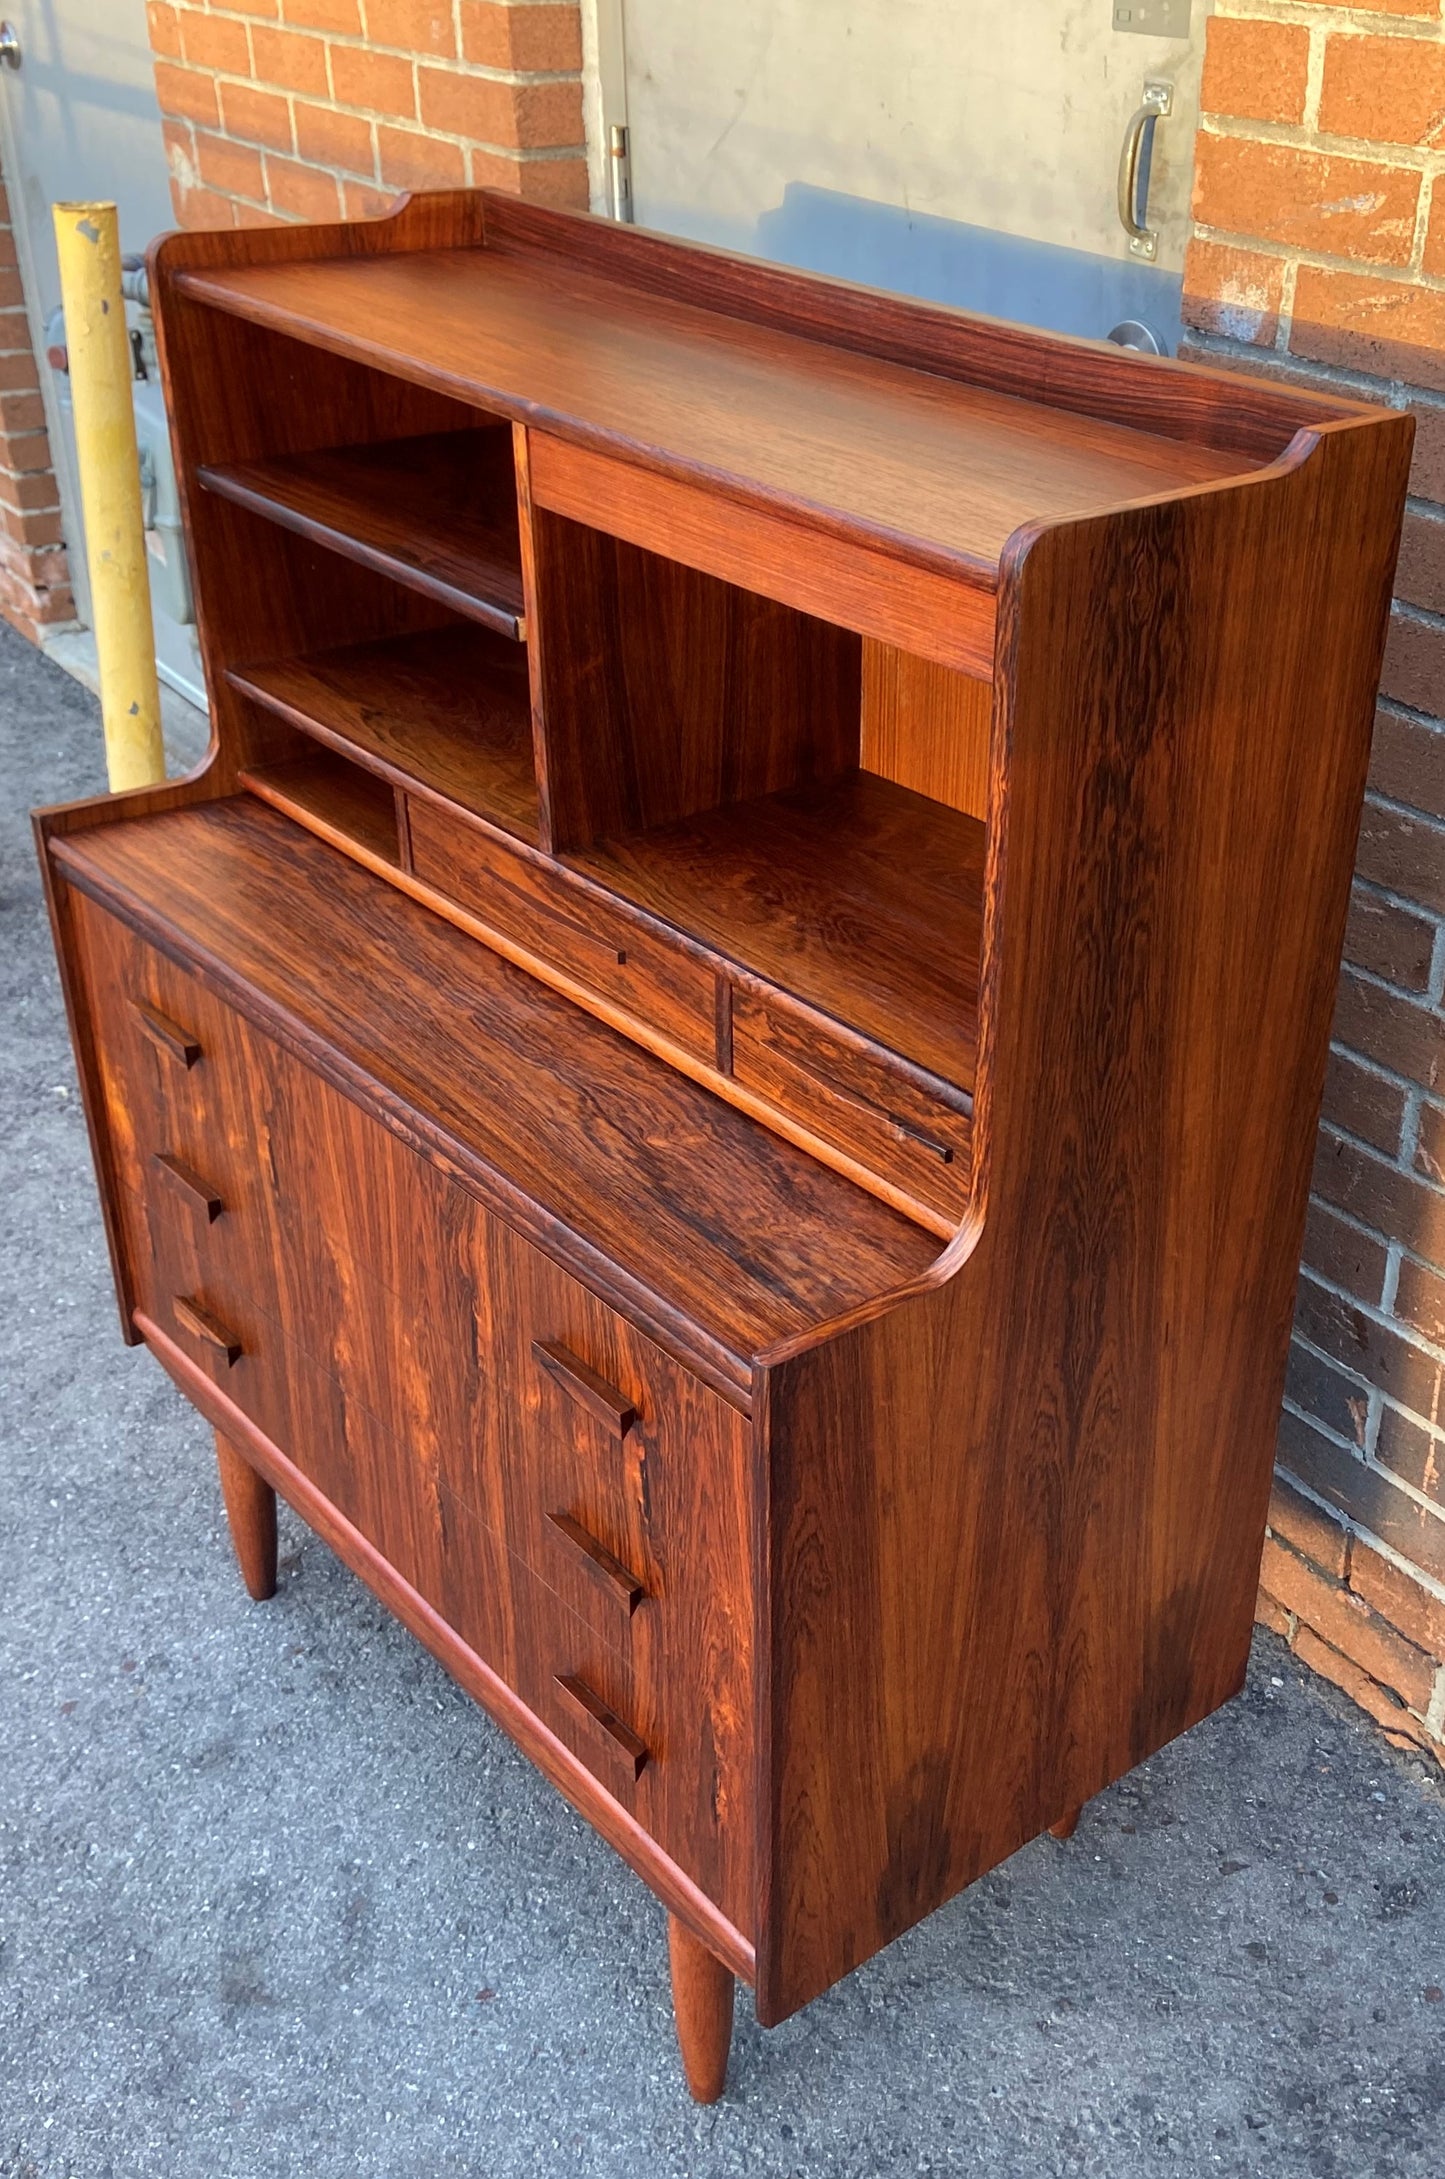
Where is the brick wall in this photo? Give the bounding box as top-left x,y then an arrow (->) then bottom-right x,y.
1186,0 -> 1445,1762
0,170 -> 72,642
144,0 -> 587,229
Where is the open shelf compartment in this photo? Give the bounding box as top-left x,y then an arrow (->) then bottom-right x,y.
199,426 -> 526,641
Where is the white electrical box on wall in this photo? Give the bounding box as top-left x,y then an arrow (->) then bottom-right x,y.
1114,1 -> 1191,34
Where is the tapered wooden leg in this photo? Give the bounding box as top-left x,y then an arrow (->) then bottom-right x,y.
667,1914 -> 734,2103
214,1429 -> 277,1601
1049,1804 -> 1082,1841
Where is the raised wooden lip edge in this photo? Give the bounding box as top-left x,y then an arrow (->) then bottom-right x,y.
236,759 -> 967,1243
170,256 -> 1011,599
49,833 -> 757,1408
196,459 -> 528,643
478,195 -> 1378,458
137,1310 -> 756,1985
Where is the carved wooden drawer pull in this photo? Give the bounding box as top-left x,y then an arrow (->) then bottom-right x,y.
532,1339 -> 637,1440
554,1672 -> 649,1779
546,1510 -> 646,1615
131,998 -> 202,1068
153,1151 -> 224,1222
172,1294 -> 243,1367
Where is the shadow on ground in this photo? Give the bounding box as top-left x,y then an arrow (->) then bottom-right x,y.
3,624 -> 1443,2178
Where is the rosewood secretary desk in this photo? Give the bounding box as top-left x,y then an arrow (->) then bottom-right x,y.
37,191 -> 1409,2100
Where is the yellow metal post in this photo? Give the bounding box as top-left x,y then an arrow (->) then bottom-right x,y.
52,201 -> 164,790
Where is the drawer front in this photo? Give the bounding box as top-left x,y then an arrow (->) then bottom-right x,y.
406,796 -> 717,1061
731,985 -> 972,1223
67,886 -> 754,1936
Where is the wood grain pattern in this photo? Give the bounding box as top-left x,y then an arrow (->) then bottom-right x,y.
214,1430 -> 278,1601
484,195 -> 1368,463
137,1310 -> 757,1983
242,750 -> 403,867
752,412 -> 1413,2025
526,495 -> 861,850
860,642 -> 993,821
406,794 -> 719,1060
199,428 -> 525,638
173,245 -> 1263,588
53,799 -> 936,1396
570,771 -> 985,1092
230,623 -> 539,843
529,433 -> 996,680
668,1914 -> 735,2104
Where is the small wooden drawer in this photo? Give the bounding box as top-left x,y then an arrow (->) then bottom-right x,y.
405,797 -> 717,1060
731,986 -> 973,1224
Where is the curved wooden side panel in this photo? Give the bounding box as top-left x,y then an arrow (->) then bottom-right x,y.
752,413 -> 1414,2024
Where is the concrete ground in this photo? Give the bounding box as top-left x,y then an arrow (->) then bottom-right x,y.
3,620 -> 1445,2179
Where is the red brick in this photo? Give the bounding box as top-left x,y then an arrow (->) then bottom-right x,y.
1202,16 -> 1310,126
1381,610 -> 1445,719
1396,510 -> 1445,620
1193,135 -> 1419,266
1332,969 -> 1445,1093
1262,1533 -> 1437,1707
1343,887 -> 1436,998
1287,1334 -> 1372,1446
218,79 -> 295,153
263,152 -> 343,221
1320,32 -> 1445,147
490,148 -> 588,206
1268,1472 -> 1352,1580
1292,1624 -> 1431,1750
194,129 -> 266,202
343,179 -> 398,220
171,180 -> 238,230
152,60 -> 221,127
1256,1586 -> 1294,1638
0,502 -> 62,550
1290,0 -> 1437,15
213,0 -> 279,13
1292,267 -> 1445,396
0,268 -> 23,311
177,4 -> 251,72
365,0 -> 455,56
293,99 -> 374,171
250,23 -> 329,93
1322,1047 -> 1409,1153
1377,1399 -> 1445,1505
0,391 -> 48,436
1417,1098 -> 1445,1186
146,2 -> 183,59
1279,1405 -> 1445,1583
1351,1538 -> 1445,1655
0,352 -> 39,395
376,125 -> 466,189
1181,237 -> 1284,348
1371,706 -> 1445,821
283,0 -> 361,27
1356,797 -> 1445,916
328,43 -> 415,118
417,65 -> 513,140
1411,404 -> 1445,503
460,1 -> 582,72
0,468 -> 60,515
1303,1196 -> 1390,1306
1296,1266 -> 1445,1415
232,203 -> 289,229
1426,191 -> 1445,281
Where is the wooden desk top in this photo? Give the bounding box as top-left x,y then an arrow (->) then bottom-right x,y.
54,797 -> 937,1396
177,244 -> 1252,586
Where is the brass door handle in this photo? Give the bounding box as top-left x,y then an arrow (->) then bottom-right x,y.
1117,79 -> 1172,262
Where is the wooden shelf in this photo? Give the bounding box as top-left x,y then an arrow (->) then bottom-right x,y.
198,429 -> 526,640
240,748 -> 401,867
56,797 -> 937,1383
569,771 -> 985,1093
229,624 -> 539,845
